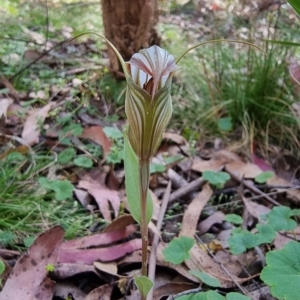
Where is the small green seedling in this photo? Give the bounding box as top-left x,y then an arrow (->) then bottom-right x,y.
0,260 -> 5,287
203,170 -> 230,188
38,177 -> 74,201
254,171 -> 274,184
45,263 -> 55,272
163,236 -> 194,264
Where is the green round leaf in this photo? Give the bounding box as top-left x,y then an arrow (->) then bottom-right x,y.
255,171 -> 274,184
226,293 -> 251,300
163,236 -> 194,264
58,148 -> 76,164
267,206 -> 297,231
24,236 -> 36,248
225,214 -> 243,225
228,230 -> 260,254
261,241 -> 300,300
134,275 -> 154,300
74,155 -> 93,168
218,117 -> 232,132
203,171 -> 230,188
189,270 -> 220,287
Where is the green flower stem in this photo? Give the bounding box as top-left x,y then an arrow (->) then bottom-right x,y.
139,159 -> 150,276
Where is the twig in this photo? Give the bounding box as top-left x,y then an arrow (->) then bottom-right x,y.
225,166 -> 281,206
147,181 -> 171,300
194,234 -> 255,300
166,287 -> 203,300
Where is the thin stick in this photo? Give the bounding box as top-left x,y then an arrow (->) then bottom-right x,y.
225,167 -> 281,206
194,234 -> 255,299
147,181 -> 171,300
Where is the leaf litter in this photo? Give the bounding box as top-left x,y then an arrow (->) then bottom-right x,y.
1,1 -> 300,300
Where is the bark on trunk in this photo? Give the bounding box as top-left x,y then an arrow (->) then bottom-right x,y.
101,0 -> 160,74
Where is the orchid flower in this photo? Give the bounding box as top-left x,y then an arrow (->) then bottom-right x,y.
125,45 -> 178,161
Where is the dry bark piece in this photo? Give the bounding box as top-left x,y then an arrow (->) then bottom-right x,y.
94,261 -> 126,278
179,184 -> 213,238
198,211 -> 226,234
0,226 -> 64,300
52,263 -> 97,280
103,214 -> 135,233
225,161 -> 262,178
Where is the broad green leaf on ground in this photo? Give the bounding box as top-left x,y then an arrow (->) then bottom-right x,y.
254,171 -> 274,183
0,231 -> 16,246
228,230 -> 260,254
134,275 -> 154,300
261,241 -> 300,300
217,117 -> 232,131
163,236 -> 194,264
23,236 -> 36,248
62,123 -> 83,136
124,129 -> 153,225
177,291 -> 225,300
255,224 -> 276,244
74,155 -> 93,168
103,126 -> 123,140
203,171 -> 230,188
189,270 -> 220,287
39,177 -> 74,200
150,163 -> 166,174
225,214 -> 243,225
57,148 -> 76,164
267,206 -> 297,231
226,293 -> 251,300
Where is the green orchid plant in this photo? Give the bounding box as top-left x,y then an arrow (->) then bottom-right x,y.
70,32 -> 263,300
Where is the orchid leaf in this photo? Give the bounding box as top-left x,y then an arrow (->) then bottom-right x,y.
124,128 -> 153,225
134,275 -> 154,300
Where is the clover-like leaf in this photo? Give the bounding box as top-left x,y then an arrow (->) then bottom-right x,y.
163,236 -> 194,264
261,241 -> 300,300
228,230 -> 260,254
189,270 -> 220,287
39,177 -> 74,201
225,214 -> 243,225
150,163 -> 166,174
74,155 -> 93,168
255,224 -> 276,244
58,148 -> 76,164
267,206 -> 297,231
255,171 -> 274,184
203,171 -> 230,188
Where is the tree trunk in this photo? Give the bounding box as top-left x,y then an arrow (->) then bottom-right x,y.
101,0 -> 160,74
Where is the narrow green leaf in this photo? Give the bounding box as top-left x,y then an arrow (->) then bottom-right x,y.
124,129 -> 153,225
134,275 -> 154,300
287,0 -> 300,16
0,261 -> 5,275
189,270 -> 220,287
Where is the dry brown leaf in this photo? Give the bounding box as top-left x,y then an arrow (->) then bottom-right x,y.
22,102 -> 54,146
153,283 -> 196,300
80,126 -> 112,154
94,261 -> 126,278
179,184 -> 213,237
225,161 -> 262,178
185,245 -> 252,288
53,263 -> 97,280
198,211 -> 225,234
267,175 -> 300,203
55,282 -> 86,300
103,214 -> 135,233
163,132 -> 187,145
242,196 -> 271,220
78,179 -> 120,221
0,98 -> 13,120
84,284 -> 113,300
1,226 -> 64,300
191,159 -> 224,173
273,227 -> 300,249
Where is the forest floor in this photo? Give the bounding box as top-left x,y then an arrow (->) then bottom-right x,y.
1,0 -> 300,299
